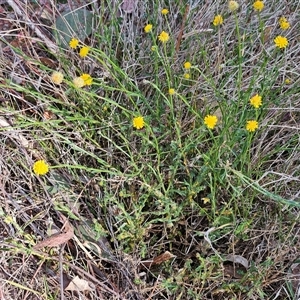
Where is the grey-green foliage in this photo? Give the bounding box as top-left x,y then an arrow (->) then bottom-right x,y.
55,8 -> 94,48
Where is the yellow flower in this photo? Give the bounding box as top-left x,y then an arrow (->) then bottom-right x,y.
69,38 -> 79,49
228,1 -> 239,12
279,16 -> 287,23
246,120 -> 258,132
73,77 -> 85,88
202,197 -> 210,204
33,160 -> 49,176
51,71 -> 64,85
280,21 -> 290,30
274,35 -> 288,49
80,73 -> 93,86
279,17 -> 290,30
4,215 -> 14,225
158,31 -> 170,43
79,46 -> 90,58
250,94 -> 262,109
133,116 -> 145,129
183,73 -> 190,79
184,61 -> 191,69
253,0 -> 264,12
213,14 -> 223,26
144,24 -> 153,33
168,88 -> 176,95
204,115 -> 218,129
285,78 -> 291,84
161,8 -> 169,15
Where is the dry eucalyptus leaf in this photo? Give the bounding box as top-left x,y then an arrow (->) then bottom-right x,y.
225,254 -> 249,269
223,254 -> 249,279
141,251 -> 175,268
65,276 -> 92,292
33,214 -> 74,249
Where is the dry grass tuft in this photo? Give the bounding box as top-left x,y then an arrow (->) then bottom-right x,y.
0,0 -> 299,299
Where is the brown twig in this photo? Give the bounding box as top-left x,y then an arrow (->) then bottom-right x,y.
175,4 -> 190,54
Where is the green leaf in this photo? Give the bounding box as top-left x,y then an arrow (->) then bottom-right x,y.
55,8 -> 94,48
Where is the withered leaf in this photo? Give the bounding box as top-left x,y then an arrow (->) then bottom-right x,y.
65,276 -> 92,292
39,57 -> 58,69
223,254 -> 249,279
33,214 -> 74,250
141,251 -> 175,268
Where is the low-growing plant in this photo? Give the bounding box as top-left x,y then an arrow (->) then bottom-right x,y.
0,0 -> 299,299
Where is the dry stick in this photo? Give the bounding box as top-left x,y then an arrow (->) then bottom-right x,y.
0,288 -> 6,300
145,275 -> 161,300
4,242 -> 123,299
175,4 -> 190,54
22,245 -> 123,298
7,0 -> 58,54
59,245 -> 65,300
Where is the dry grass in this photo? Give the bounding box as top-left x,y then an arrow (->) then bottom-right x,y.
0,0 -> 299,299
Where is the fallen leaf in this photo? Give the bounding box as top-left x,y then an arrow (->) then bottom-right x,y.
225,254 -> 249,269
33,213 -> 74,250
65,276 -> 92,292
141,251 -> 175,268
39,57 -> 58,69
43,110 -> 56,120
223,254 -> 249,279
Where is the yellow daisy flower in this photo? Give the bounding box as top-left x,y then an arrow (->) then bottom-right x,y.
158,31 -> 170,43
133,116 -> 145,129
279,16 -> 287,23
51,71 -> 64,85
250,94 -> 262,109
246,120 -> 258,132
253,0 -> 264,12
33,160 -> 49,176
144,24 -> 153,33
79,46 -> 90,58
280,21 -> 290,30
168,88 -> 176,95
279,17 -> 290,30
184,61 -> 192,69
213,14 -> 223,26
161,8 -> 169,15
80,73 -> 93,86
183,73 -> 190,79
274,35 -> 288,49
204,115 -> 218,129
69,38 -> 79,49
285,78 -> 291,84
